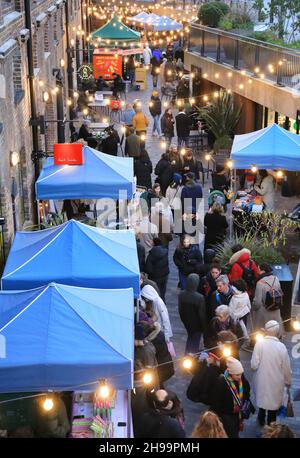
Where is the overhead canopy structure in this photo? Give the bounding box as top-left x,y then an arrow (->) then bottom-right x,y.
130,12 -> 149,22
92,17 -> 140,42
145,16 -> 183,31
0,283 -> 134,392
36,146 -> 135,200
231,123 -> 300,170
1,220 -> 140,297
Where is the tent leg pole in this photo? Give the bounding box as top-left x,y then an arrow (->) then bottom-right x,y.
127,389 -> 132,438
37,200 -> 40,228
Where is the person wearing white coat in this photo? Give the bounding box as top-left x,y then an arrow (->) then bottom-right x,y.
143,46 -> 152,66
141,285 -> 173,342
254,170 -> 275,211
229,279 -> 251,338
251,320 -> 292,426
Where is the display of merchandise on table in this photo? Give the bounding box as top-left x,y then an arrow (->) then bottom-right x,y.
71,390 -> 129,438
233,189 -> 264,214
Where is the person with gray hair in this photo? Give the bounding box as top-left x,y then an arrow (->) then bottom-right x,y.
251,320 -> 292,426
207,304 -> 245,349
209,275 -> 234,322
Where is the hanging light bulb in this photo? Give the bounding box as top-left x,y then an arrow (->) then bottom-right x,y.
43,397 -> 54,412
205,153 -> 211,161
190,98 -> 195,104
74,91 -> 79,98
39,80 -> 44,87
251,165 -> 257,173
214,92 -> 219,98
203,73 -> 208,78
160,141 -> 167,149
83,108 -> 89,116
180,148 -> 186,156
215,73 -> 219,79
143,371 -> 153,385
98,380 -> 111,399
88,95 -> 94,102
227,160 -> 234,169
182,357 -> 193,370
203,95 -> 208,102
276,170 -> 284,178
256,332 -> 264,342
239,84 -> 244,89
60,58 -> 65,68
223,346 -> 232,358
293,319 -> 300,331
163,101 -> 168,108
67,99 -> 72,106
103,117 -> 108,124
141,134 -> 146,142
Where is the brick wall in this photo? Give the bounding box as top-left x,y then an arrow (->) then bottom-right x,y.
0,0 -> 82,254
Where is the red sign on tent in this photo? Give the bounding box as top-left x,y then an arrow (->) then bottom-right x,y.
93,54 -> 122,80
54,144 -> 83,166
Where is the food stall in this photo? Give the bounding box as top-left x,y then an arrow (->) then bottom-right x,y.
0,284 -> 134,438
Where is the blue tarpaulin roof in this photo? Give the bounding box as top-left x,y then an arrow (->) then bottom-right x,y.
1,220 -> 140,297
149,16 -> 183,31
231,123 -> 300,170
0,283 -> 134,392
36,146 -> 135,200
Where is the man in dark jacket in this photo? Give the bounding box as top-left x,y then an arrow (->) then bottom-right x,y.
146,238 -> 169,301
125,128 -> 141,158
138,389 -> 185,438
176,108 -> 192,148
209,275 -> 234,321
154,153 -> 173,195
149,91 -> 162,137
136,233 -> 146,272
78,121 -> 90,141
181,151 -> 200,182
101,127 -> 120,156
134,149 -> 152,190
181,173 -> 203,236
178,273 -> 207,354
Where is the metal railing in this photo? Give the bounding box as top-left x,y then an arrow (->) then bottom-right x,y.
188,22 -> 300,89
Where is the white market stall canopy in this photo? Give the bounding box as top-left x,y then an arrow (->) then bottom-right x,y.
231,123 -> 300,171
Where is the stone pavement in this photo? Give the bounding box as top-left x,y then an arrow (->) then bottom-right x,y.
121,74 -> 300,438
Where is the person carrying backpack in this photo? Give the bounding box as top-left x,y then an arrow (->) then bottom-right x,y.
252,263 -> 284,336
228,244 -> 260,298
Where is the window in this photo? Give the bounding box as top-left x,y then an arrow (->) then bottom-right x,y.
12,48 -> 24,104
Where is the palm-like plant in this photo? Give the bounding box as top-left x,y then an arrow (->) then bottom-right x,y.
197,90 -> 241,153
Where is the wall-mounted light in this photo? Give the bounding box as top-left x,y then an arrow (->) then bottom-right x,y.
10,151 -> 20,167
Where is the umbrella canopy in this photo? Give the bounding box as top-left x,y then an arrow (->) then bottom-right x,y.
36,146 -> 135,200
0,283 -> 134,391
231,123 -> 300,170
92,17 -> 140,42
1,220 -> 140,297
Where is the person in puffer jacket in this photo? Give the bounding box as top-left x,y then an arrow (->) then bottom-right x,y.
141,284 -> 173,342
146,238 -> 169,301
228,244 -> 260,297
228,279 -> 251,326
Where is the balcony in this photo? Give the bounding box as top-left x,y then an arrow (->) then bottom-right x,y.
188,22 -> 300,90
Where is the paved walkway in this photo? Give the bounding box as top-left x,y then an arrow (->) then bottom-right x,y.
123,75 -> 300,438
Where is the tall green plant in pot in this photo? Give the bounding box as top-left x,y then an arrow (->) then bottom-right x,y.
196,91 -> 241,153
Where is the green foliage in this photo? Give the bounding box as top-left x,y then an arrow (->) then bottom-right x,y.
196,90 -> 241,149
214,235 -> 285,272
218,11 -> 253,31
198,1 -> 229,28
251,31 -> 300,49
213,135 -> 233,153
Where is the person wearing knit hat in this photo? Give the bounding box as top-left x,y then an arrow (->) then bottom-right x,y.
226,357 -> 244,376
209,356 -> 251,438
251,319 -> 292,426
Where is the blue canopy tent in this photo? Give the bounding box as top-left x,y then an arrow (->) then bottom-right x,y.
0,283 -> 134,392
130,12 -> 149,22
147,16 -> 183,32
1,220 -> 140,297
35,146 -> 135,200
231,123 -> 300,170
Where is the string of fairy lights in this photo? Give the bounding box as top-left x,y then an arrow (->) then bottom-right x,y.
1,316 -> 300,412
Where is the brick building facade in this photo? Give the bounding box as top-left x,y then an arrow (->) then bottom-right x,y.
0,0 -> 83,261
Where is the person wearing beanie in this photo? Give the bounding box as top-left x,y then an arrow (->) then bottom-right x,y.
251,320 -> 292,426
209,357 -> 251,438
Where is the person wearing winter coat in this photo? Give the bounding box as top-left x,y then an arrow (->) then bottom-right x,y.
134,149 -> 152,190
154,153 -> 174,196
207,305 -> 245,349
178,273 -> 207,354
125,128 -> 141,158
173,234 -> 203,290
165,173 -> 183,213
181,151 -> 200,182
140,273 -> 160,297
187,354 -> 223,406
159,58 -> 167,87
181,172 -> 203,216
150,55 -> 160,88
142,322 -> 174,387
141,284 -> 173,342
251,320 -> 292,426
101,127 -> 120,156
136,232 -> 146,272
210,357 -> 251,438
199,261 -> 222,306
161,109 -> 175,146
175,108 -> 192,148
209,275 -> 234,321
143,45 -> 152,65
149,91 -> 162,137
229,279 -> 251,326
121,103 -> 136,131
252,263 -> 284,336
254,169 -> 275,211
228,245 -> 260,297
139,389 -> 185,438
146,238 -> 169,301
204,202 -> 228,250
135,213 -> 159,259
150,201 -> 174,248
133,109 -> 149,136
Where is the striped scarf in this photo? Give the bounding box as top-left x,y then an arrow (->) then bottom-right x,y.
224,370 -> 244,432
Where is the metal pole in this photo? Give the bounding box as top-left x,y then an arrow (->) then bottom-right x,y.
56,77 -> 65,143
65,1 -> 74,122
127,389 -> 132,438
24,0 -> 39,225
